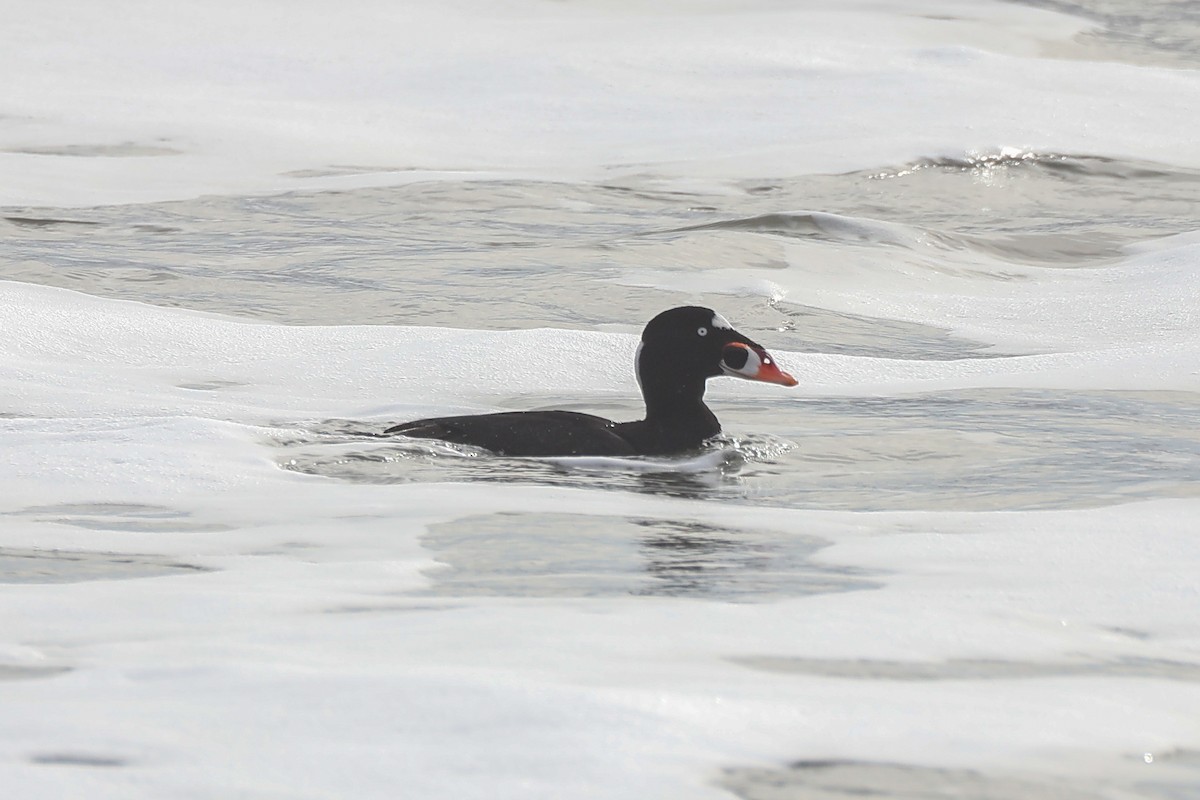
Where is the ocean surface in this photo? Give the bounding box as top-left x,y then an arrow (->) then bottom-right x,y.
2,1 -> 1200,798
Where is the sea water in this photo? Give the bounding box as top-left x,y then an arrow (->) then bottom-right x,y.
2,1 -> 1200,798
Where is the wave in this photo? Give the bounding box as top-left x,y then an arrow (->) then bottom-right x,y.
646,151 -> 1200,267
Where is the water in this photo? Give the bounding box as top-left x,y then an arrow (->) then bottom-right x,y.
7,151 -> 1200,800
6,152 -> 1200,339
0,546 -> 207,584
273,387 -> 1200,511
417,512 -> 878,602
1024,0 -> 1200,68
7,150 -> 1199,513
721,753 -> 1200,800
7,145 -> 1200,604
5,1 -> 1200,798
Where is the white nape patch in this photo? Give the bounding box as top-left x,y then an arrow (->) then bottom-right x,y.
633,341 -> 644,391
711,312 -> 733,330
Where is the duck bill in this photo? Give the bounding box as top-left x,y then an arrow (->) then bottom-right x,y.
752,356 -> 799,386
721,343 -> 798,387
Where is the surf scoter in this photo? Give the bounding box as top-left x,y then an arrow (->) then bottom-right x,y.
385,306 -> 797,457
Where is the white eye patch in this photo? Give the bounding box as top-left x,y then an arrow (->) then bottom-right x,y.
720,344 -> 763,379
697,326 -> 708,337
711,312 -> 732,330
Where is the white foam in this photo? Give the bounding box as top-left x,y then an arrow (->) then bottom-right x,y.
621,219 -> 1200,357
543,449 -> 733,474
778,229 -> 1200,354
4,0 -> 1200,206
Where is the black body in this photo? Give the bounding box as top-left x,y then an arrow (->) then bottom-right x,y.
384,306 -> 792,457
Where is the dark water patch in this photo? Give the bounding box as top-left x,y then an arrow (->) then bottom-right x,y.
4,152 -> 1198,335
700,152 -> 1200,266
1013,0 -> 1200,69
719,757 -> 1199,800
733,655 -> 1200,682
740,388 -> 1200,512
0,179 -> 720,330
667,212 -> 829,238
129,223 -> 182,234
30,752 -> 130,767
1103,625 -> 1153,641
6,142 -> 181,157
17,502 -> 179,517
654,204 -> 1118,276
176,379 -> 250,391
0,548 -> 209,584
4,215 -> 101,229
419,512 -> 878,602
5,503 -> 234,533
0,664 -> 73,681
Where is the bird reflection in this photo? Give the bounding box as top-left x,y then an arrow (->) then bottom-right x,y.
632,519 -> 776,600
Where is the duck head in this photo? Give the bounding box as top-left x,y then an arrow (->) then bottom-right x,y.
635,306 -> 798,398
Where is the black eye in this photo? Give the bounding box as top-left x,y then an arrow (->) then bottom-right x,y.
697,327 -> 708,337
722,346 -> 749,370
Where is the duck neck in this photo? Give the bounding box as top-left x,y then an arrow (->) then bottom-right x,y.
641,375 -> 710,422
624,345 -> 721,453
